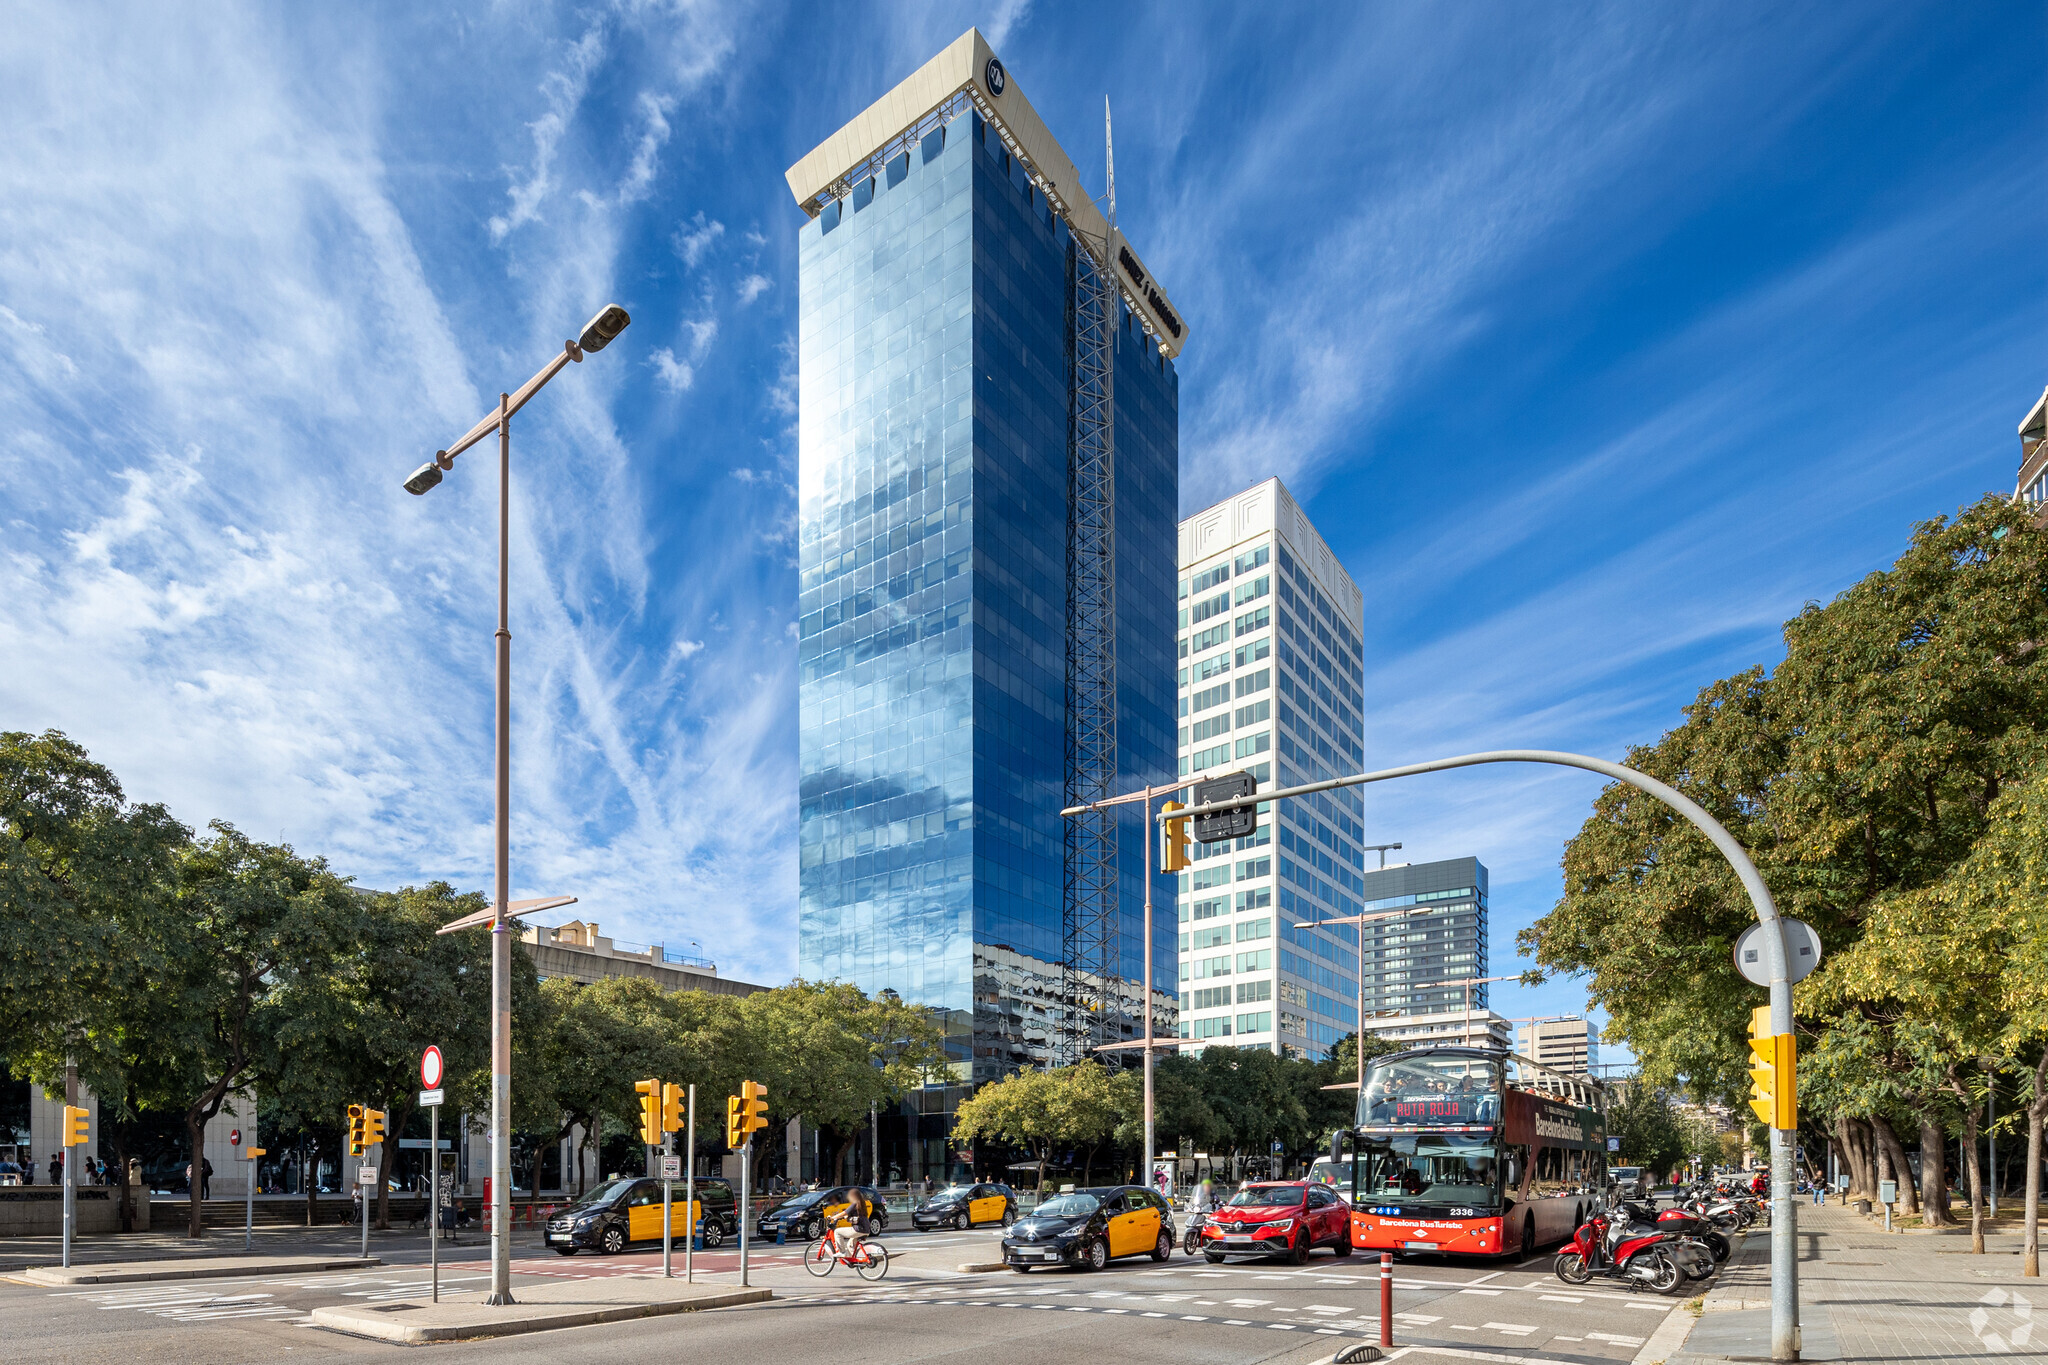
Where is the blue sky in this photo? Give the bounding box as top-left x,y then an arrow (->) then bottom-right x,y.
1,3 -> 2039,1056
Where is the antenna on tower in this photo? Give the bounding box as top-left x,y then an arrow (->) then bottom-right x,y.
1103,97 -> 1117,234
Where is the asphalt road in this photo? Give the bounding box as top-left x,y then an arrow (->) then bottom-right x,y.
0,1222 -> 1702,1363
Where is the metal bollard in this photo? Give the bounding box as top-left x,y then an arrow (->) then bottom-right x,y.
1379,1252 -> 1394,1347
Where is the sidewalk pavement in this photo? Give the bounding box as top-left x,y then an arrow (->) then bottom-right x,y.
19,1253 -> 381,1286
1660,1200 -> 2042,1363
0,1224 -> 516,1274
310,1279 -> 771,1344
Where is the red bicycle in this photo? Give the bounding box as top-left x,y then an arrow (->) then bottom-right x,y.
805,1230 -> 889,1280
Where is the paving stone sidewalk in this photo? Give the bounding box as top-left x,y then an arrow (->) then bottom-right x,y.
1663,1200 -> 2043,1362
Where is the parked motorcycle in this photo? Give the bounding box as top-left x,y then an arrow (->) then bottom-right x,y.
1655,1203 -> 1731,1264
1554,1203 -> 1695,1293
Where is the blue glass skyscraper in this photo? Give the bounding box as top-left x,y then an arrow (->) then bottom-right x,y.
789,31 -> 1182,1091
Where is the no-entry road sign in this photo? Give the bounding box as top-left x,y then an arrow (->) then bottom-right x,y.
421,1045 -> 444,1090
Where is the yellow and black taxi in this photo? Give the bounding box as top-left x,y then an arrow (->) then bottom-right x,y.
545,1175 -> 738,1255
756,1186 -> 888,1242
1000,1185 -> 1174,1272
911,1181 -> 1018,1230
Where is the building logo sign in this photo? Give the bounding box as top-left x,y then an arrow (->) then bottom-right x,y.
984,58 -> 1006,97
1115,245 -> 1183,340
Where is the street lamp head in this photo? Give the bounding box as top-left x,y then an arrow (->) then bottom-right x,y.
403,461 -> 445,495
577,304 -> 631,353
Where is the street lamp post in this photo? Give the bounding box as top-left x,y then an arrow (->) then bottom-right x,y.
1299,905 -> 1425,1094
407,305 -> 631,1306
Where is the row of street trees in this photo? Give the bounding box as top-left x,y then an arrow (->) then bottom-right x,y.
951,1035 -> 1397,1193
1522,496 -> 2048,1273
0,728 -> 948,1236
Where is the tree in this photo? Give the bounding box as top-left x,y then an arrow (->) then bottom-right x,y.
1521,497 -> 2048,1225
952,1063 -> 1123,1196
742,981 -> 944,1188
157,824 -> 360,1237
1606,1083 -> 1692,1179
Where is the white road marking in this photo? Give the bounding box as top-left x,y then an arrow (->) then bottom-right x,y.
1458,1287 -> 1504,1295
1481,1321 -> 1536,1335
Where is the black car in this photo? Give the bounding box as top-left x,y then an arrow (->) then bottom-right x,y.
1000,1185 -> 1175,1272
912,1181 -> 1018,1230
756,1186 -> 887,1242
545,1176 -> 738,1255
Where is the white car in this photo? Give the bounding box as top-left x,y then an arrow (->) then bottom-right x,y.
1609,1166 -> 1648,1199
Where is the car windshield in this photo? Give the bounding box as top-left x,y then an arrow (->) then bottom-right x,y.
1032,1194 -> 1100,1218
1611,1168 -> 1640,1179
780,1191 -> 824,1209
934,1184 -> 975,1199
1228,1184 -> 1307,1207
568,1179 -> 635,1210
1358,1133 -> 1500,1208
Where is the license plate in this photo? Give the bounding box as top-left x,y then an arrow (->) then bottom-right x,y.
1403,1241 -> 1439,1250
1218,1236 -> 1255,1245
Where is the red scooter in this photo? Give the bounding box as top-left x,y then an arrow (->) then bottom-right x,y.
1554,1204 -> 1685,1293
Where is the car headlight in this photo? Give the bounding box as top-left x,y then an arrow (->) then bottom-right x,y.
1261,1218 -> 1295,1232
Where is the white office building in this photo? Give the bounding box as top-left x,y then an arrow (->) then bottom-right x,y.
1174,478 -> 1368,1058
1516,1017 -> 1601,1074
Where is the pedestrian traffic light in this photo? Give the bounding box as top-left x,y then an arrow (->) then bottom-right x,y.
740,1079 -> 768,1137
725,1095 -> 744,1149
1747,1005 -> 1797,1129
662,1082 -> 684,1135
636,1078 -> 663,1147
346,1103 -> 366,1156
362,1107 -> 386,1149
63,1105 -> 89,1148
1159,801 -> 1190,873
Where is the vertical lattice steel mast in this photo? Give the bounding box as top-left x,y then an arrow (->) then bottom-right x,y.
1059,102 -> 1121,1065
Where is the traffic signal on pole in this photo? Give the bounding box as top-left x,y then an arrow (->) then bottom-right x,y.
63,1105 -> 89,1148
662,1082 -> 684,1135
1747,1005 -> 1797,1129
636,1078 -> 663,1146
1159,801 -> 1190,873
347,1103 -> 366,1156
740,1079 -> 768,1137
726,1095 -> 744,1149
362,1107 -> 386,1149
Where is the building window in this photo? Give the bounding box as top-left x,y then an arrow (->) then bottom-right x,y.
1236,949 -> 1272,973
1233,575 -> 1270,606
1182,1015 -> 1232,1040
1190,563 -> 1231,594
1235,636 -> 1271,667
1236,1011 -> 1272,1035
1235,668 -> 1270,698
1237,979 -> 1272,1003
1235,699 -> 1270,727
1190,985 -> 1232,1010
1234,731 -> 1271,759
1191,896 -> 1229,920
1193,681 -> 1231,712
1235,917 -> 1271,943
1233,545 -> 1270,574
1236,856 -> 1272,881
1235,887 -> 1271,912
1234,605 -> 1271,637
1189,742 -> 1231,772
1190,714 -> 1231,744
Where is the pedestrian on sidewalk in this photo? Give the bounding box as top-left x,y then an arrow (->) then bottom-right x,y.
200,1156 -> 213,1200
49,1151 -> 63,1186
23,1156 -> 35,1185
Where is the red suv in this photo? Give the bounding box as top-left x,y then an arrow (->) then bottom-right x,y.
1202,1180 -> 1353,1264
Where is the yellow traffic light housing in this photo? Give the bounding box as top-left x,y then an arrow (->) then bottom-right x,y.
346,1103 -> 366,1157
662,1082 -> 685,1135
635,1078 -> 663,1147
1159,801 -> 1190,873
361,1107 -> 387,1149
63,1105 -> 89,1148
726,1095 -> 744,1149
1747,1005 -> 1797,1129
740,1079 -> 768,1137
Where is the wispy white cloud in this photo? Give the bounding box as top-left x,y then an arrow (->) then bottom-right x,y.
490,23 -> 609,241
672,211 -> 725,268
648,317 -> 718,393
737,272 -> 772,304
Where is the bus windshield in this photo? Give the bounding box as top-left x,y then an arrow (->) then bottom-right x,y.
1360,1053 -> 1502,1127
1357,1133 -> 1500,1208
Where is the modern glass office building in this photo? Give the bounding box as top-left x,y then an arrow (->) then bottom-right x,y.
1174,478 -> 1370,1058
791,30 -> 1182,1097
1354,856 -> 1490,1016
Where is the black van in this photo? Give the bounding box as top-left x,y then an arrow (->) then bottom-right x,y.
545,1176 -> 739,1255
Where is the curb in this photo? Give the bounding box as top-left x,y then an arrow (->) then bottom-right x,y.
308,1286 -> 772,1344
21,1256 -> 382,1286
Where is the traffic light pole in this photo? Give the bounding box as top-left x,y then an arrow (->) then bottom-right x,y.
61,1060 -> 76,1269
739,1139 -> 751,1289
662,1127 -> 674,1279
684,1085 -> 695,1284
1081,746 -> 1803,1361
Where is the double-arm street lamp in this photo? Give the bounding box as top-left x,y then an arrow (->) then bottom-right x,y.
404,304 -> 630,1306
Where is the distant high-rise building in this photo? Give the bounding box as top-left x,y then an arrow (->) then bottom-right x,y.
791,30 -> 1184,1088
1517,1017 -> 1600,1075
1173,478 -> 1368,1057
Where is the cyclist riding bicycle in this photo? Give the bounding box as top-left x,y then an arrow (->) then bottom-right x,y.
826,1191 -> 869,1258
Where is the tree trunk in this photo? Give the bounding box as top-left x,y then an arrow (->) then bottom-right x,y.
1853,1117 -> 1880,1201
2024,1050 -> 2046,1278
1871,1114 -> 1918,1214
1919,1114 -> 1950,1227
186,1113 -> 207,1238
1837,1116 -> 1874,1202
1963,1102 -> 1984,1253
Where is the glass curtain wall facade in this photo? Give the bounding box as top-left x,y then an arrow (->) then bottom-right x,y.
795,106 -> 1179,1091
1174,479 -> 1367,1057
1353,857 -> 1490,1019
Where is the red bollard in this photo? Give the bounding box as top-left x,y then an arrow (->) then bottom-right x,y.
1379,1251 -> 1394,1347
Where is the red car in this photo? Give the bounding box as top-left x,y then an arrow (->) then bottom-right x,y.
1201,1180 -> 1353,1264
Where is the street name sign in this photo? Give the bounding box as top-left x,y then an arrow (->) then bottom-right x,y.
662,1156 -> 682,1179
359,1166 -> 379,1186
420,1088 -> 445,1107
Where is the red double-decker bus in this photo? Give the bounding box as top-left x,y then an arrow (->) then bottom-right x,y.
1343,1047 -> 1606,1259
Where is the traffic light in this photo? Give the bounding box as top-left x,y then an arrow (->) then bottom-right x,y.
62,1105 -> 89,1148
1160,801 -> 1190,873
740,1079 -> 768,1138
362,1107 -> 387,1149
1747,1005 -> 1797,1129
635,1078 -> 663,1146
726,1095 -> 744,1149
662,1082 -> 684,1135
346,1103 -> 366,1156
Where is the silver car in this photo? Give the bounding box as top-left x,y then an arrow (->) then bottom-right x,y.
1608,1166 -> 1648,1199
